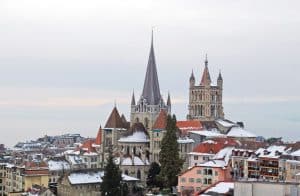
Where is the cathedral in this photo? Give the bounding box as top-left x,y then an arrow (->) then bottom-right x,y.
187,55 -> 224,121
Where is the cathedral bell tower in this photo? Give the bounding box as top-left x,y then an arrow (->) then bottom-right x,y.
187,55 -> 224,121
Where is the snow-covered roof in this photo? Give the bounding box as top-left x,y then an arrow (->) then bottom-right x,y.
227,127 -> 256,138
118,132 -> 149,143
198,160 -> 227,168
177,138 -> 194,144
216,119 -> 236,127
83,152 -> 98,156
291,149 -> 300,157
202,182 -> 234,195
116,156 -> 150,166
209,146 -> 234,166
68,171 -> 139,185
189,130 -> 225,137
203,140 -> 217,144
47,160 -> 71,171
188,152 -> 215,156
259,145 -> 287,159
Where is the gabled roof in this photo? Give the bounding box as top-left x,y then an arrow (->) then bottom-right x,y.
200,56 -> 211,86
192,138 -> 239,154
81,139 -> 96,153
141,31 -> 162,105
152,109 -> 168,130
104,107 -> 125,129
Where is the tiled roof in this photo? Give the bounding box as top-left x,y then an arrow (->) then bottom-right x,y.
81,139 -> 96,153
193,138 -> 239,154
176,120 -> 202,135
153,109 -> 168,130
200,56 -> 211,86
95,127 -> 102,145
104,107 -> 125,129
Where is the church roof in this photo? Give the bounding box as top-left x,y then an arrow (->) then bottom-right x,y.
200,55 -> 212,86
104,107 -> 125,129
153,109 -> 168,130
141,31 -> 162,105
95,127 -> 102,145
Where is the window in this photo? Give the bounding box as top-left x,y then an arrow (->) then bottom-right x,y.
189,178 -> 194,183
197,170 -> 201,174
215,171 -> 218,176
196,178 -> 201,183
194,156 -> 198,160
181,177 -> 186,182
208,178 -> 212,184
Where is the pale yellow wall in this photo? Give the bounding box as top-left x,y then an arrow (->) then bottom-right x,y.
24,175 -> 49,190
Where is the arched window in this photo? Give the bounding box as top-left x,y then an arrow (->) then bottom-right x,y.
126,146 -> 130,155
124,170 -> 128,175
200,105 -> 203,116
144,118 -> 149,129
137,170 -> 141,179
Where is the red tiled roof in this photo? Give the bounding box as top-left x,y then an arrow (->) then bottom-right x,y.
193,138 -> 239,154
81,139 -> 96,152
153,109 -> 168,130
95,127 -> 102,145
176,120 -> 203,135
104,107 -> 125,128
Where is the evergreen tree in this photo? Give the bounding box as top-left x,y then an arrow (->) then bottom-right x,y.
158,114 -> 183,190
146,162 -> 162,188
101,150 -> 122,196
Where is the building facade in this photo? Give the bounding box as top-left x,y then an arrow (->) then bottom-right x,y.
187,56 -> 224,121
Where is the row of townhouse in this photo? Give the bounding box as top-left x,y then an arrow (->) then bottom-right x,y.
177,136 -> 300,195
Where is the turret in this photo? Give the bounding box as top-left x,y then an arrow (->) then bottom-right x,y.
217,70 -> 223,88
189,70 -> 195,87
131,90 -> 136,106
167,92 -> 171,113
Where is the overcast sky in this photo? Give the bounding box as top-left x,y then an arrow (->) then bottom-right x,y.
0,0 -> 300,147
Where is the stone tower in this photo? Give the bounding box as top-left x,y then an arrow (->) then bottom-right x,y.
187,55 -> 224,121
130,32 -> 171,131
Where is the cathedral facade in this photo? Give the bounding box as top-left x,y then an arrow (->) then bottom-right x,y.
187,56 -> 224,121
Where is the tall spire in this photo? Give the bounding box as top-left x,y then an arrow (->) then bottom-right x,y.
167,92 -> 171,106
141,30 -> 161,105
131,90 -> 136,105
200,54 -> 211,86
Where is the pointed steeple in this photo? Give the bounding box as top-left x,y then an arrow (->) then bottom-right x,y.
218,70 -> 223,81
141,30 -> 161,105
190,69 -> 195,81
167,92 -> 171,106
200,54 -> 211,86
131,90 -> 136,105
95,125 -> 102,145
